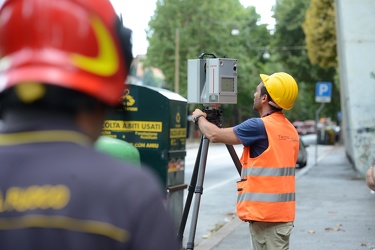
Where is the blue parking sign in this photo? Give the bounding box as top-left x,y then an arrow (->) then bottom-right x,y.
315,82 -> 332,103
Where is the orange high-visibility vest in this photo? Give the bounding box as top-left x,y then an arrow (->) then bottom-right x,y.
236,112 -> 299,222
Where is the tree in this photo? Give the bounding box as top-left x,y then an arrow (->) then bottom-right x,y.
145,0 -> 271,125
272,0 -> 313,83
301,0 -> 340,122
272,0 -> 338,122
146,0 -> 245,95
302,0 -> 337,69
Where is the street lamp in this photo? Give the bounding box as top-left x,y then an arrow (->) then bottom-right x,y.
263,50 -> 270,59
231,29 -> 240,36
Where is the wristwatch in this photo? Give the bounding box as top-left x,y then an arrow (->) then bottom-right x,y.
193,114 -> 204,125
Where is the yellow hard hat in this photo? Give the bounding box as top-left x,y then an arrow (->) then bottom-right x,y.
260,72 -> 298,110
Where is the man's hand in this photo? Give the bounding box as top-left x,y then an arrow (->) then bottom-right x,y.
190,108 -> 241,145
192,109 -> 206,120
366,165 -> 375,191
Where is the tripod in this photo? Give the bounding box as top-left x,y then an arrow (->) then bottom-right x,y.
177,107 -> 242,250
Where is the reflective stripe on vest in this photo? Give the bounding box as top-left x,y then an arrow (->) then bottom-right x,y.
237,192 -> 295,203
241,167 -> 295,177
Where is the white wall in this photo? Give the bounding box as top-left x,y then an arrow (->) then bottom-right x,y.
335,0 -> 375,174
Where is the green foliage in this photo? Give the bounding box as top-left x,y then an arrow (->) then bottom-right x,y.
145,0 -> 273,125
144,0 -> 341,126
146,0 -> 247,96
272,0 -> 339,122
303,0 -> 337,69
272,0 -> 311,82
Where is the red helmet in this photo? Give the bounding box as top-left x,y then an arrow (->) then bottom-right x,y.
0,0 -> 133,106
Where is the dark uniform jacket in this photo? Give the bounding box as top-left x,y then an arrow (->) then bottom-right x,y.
0,119 -> 179,250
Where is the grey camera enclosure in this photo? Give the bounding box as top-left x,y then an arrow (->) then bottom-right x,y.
187,58 -> 238,105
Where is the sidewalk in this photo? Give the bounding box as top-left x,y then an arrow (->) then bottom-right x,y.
194,145 -> 375,250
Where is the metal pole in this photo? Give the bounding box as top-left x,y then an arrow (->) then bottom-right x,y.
315,103 -> 325,165
174,28 -> 180,94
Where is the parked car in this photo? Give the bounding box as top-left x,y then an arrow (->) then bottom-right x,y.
293,121 -> 307,135
304,120 -> 316,134
296,137 -> 308,168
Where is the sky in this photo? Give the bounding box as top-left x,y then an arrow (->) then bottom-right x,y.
110,0 -> 276,56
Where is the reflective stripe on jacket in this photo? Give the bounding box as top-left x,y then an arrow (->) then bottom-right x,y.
236,112 -> 299,222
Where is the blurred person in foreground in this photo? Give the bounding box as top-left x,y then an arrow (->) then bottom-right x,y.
0,0 -> 179,249
366,164 -> 375,191
192,73 -> 299,250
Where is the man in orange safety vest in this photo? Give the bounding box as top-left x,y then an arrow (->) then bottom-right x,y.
192,72 -> 299,250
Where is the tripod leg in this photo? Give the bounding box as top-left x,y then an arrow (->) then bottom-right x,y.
186,135 -> 210,250
225,144 -> 242,176
177,135 -> 204,246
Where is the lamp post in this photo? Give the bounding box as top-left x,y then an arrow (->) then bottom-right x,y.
174,28 -> 180,94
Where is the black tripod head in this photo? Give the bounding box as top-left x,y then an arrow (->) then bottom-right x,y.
202,106 -> 222,128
